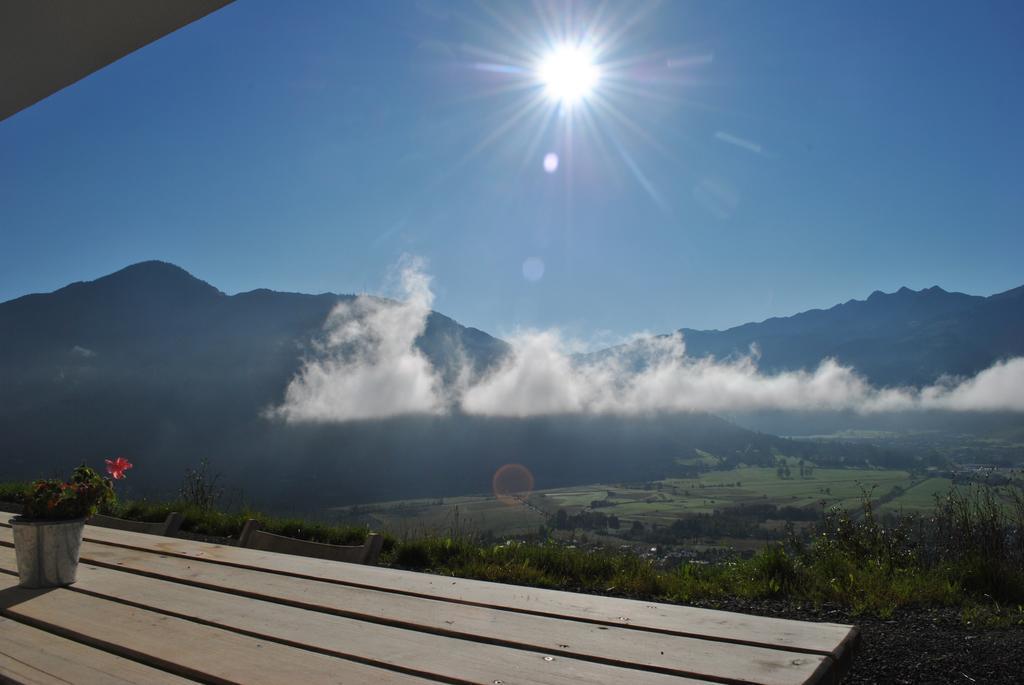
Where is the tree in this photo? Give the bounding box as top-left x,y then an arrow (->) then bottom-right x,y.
555,509 -> 569,529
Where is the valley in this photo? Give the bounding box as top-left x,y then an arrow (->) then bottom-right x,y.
329,448 -> 1023,556
2,263 -> 1022,518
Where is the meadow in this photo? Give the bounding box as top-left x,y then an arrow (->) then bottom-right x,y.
329,462 -> 955,541
4,475 -> 1022,622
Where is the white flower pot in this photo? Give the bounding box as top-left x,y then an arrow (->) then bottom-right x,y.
9,517 -> 85,588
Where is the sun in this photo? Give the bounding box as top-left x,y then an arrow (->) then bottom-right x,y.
453,4 -> 707,209
538,45 -> 600,106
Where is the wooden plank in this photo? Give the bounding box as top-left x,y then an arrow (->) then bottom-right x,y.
88,513 -> 182,537
0,540 -> 833,685
239,520 -> 382,565
17,522 -> 857,662
0,574 -> 437,685
0,615 -> 199,685
0,550 -> 721,685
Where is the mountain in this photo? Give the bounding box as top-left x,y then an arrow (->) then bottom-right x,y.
0,260 -> 506,385
677,284 -> 1024,386
0,261 -> 794,509
2,262 -> 1019,509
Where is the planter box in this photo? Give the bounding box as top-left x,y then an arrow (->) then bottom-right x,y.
9,516 -> 85,588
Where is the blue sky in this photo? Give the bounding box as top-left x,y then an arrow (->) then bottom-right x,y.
2,0 -> 1022,340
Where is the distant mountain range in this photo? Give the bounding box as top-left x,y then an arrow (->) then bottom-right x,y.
5,261 -> 1019,396
678,284 -> 1024,387
0,260 -> 507,392
1,261 -> 1020,508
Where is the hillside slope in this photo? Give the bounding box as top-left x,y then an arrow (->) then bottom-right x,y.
0,262 -> 790,506
2,262 -> 1019,506
678,284 -> 1024,386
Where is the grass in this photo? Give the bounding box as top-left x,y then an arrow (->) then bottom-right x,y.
540,466 -> 920,523
348,466 -> 929,537
333,493 -> 548,538
390,485 -> 1024,620
118,499 -> 399,551
878,477 -> 957,514
0,482 -> 30,504
1,484 -> 395,551
4,478 -> 1022,623
674,449 -> 722,467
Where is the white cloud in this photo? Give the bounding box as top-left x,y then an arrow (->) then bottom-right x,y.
461,330 -> 588,416
464,332 -> 1024,416
462,332 -> 880,416
269,257 -> 447,422
273,261 -> 1024,421
918,358 -> 1024,412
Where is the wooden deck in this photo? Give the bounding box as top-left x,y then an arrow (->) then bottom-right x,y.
0,519 -> 858,684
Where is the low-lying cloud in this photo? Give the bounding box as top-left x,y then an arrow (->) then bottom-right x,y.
463,333 -> 1024,416
269,259 -> 446,422
272,263 -> 1024,422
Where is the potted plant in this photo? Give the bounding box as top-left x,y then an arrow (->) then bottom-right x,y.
9,458 -> 131,588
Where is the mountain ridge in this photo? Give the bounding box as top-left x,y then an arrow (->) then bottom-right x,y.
675,282 -> 1022,386
1,261 -> 1021,508
4,261 -> 1022,389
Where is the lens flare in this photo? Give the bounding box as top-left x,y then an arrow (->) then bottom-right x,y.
450,4 -> 708,212
522,256 -> 545,282
492,463 -> 535,506
543,152 -> 559,173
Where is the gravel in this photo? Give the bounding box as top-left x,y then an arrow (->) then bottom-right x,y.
685,598 -> 1024,684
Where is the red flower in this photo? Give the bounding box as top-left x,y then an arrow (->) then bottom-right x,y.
105,457 -> 133,480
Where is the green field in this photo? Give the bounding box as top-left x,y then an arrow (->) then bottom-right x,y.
540,466 -> 930,526
328,493 -> 548,538
330,465 -> 963,539
877,477 -> 957,514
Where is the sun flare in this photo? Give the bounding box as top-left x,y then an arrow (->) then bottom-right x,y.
538,45 -> 599,105
455,4 -> 707,209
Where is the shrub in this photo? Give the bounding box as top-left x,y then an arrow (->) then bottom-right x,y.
0,481 -> 31,504
746,544 -> 801,596
925,485 -> 1024,602
178,458 -> 224,510
21,466 -> 114,520
6,475 -> 1022,616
